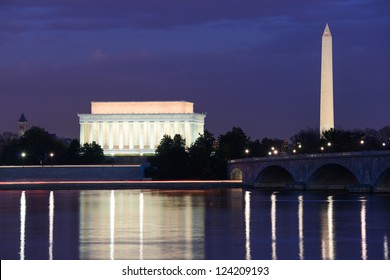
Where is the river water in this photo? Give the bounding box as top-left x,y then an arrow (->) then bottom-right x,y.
0,188 -> 389,260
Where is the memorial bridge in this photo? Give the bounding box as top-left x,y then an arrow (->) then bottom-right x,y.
228,151 -> 390,192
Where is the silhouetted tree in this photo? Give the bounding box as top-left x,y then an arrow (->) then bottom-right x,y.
187,130 -> 227,179
218,127 -> 250,160
80,141 -> 105,164
321,128 -> 364,152
290,128 -> 321,154
65,139 -> 82,163
146,134 -> 190,179
188,131 -> 214,179
1,127 -> 67,165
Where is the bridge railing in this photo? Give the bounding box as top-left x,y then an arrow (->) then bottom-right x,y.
229,150 -> 390,163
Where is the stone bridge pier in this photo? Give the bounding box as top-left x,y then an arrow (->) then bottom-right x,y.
228,151 -> 390,192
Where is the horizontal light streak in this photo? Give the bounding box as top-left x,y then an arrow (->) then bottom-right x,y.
0,165 -> 141,168
0,180 -> 242,185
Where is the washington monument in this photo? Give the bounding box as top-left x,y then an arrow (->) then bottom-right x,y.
320,23 -> 334,134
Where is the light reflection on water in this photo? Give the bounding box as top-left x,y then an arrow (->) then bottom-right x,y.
19,191 -> 26,260
271,193 -> 277,260
298,195 -> 304,260
361,199 -> 367,260
244,191 -> 251,260
2,188 -> 389,260
321,196 -> 335,260
49,191 -> 54,260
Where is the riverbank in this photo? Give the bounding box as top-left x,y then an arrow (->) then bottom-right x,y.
0,165 -> 144,182
0,165 -> 244,190
0,179 -> 244,190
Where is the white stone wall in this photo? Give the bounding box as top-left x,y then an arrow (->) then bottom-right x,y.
91,101 -> 194,114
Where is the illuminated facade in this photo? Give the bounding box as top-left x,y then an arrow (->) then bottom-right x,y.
78,101 -> 205,155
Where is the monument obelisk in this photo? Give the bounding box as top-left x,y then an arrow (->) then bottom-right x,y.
320,23 -> 334,135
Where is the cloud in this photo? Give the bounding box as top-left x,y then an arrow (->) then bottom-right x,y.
90,49 -> 108,62
1,0 -> 389,33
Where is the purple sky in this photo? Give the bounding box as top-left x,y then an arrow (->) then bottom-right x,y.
1,0 -> 389,140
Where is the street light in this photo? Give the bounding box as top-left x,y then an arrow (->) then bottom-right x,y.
49,153 -> 54,167
21,152 -> 26,168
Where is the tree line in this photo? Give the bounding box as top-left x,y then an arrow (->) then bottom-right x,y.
145,126 -> 390,180
1,125 -> 389,179
0,127 -> 105,165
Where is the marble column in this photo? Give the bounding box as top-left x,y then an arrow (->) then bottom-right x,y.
98,122 -> 104,148
129,122 -> 134,149
184,122 -> 191,145
108,122 -> 114,150
148,122 -> 153,149
118,122 -> 124,150
80,123 -> 85,144
139,122 -> 144,150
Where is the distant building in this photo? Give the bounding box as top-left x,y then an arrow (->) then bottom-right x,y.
18,113 -> 28,136
78,101 -> 206,155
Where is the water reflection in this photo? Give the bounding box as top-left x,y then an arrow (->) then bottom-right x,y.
298,195 -> 304,260
244,191 -> 251,260
139,192 -> 144,260
49,191 -> 54,260
78,190 -> 206,259
271,193 -> 277,260
1,189 -> 390,260
361,199 -> 367,260
321,196 -> 335,260
110,190 -> 115,260
19,191 -> 26,260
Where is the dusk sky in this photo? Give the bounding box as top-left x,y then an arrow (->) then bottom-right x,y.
1,0 -> 389,141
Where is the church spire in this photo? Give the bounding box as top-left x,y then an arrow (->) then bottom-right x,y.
18,113 -> 28,136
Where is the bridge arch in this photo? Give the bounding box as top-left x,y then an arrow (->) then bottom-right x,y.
376,168 -> 390,189
308,163 -> 359,189
230,168 -> 243,180
254,165 -> 295,188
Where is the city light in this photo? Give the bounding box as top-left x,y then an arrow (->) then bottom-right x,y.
21,152 -> 26,168
49,153 -> 54,167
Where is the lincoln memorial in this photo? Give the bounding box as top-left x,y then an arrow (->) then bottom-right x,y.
78,101 -> 206,155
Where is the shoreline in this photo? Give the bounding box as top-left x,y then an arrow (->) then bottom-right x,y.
0,180 -> 245,190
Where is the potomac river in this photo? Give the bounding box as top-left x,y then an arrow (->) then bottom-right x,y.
0,187 -> 389,260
